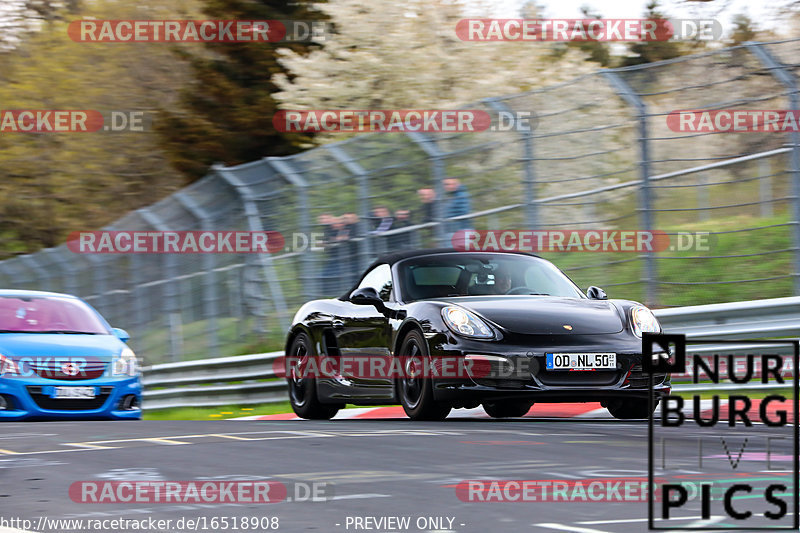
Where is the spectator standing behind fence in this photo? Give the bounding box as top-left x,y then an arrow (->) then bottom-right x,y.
317,213 -> 340,294
417,188 -> 435,223
340,213 -> 361,282
416,188 -> 436,247
317,213 -> 336,245
370,206 -> 393,234
390,209 -> 413,250
443,178 -> 472,233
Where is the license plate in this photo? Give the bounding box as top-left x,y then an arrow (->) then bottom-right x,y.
546,353 -> 616,370
52,386 -> 96,399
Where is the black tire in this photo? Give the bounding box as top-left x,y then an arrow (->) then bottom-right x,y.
606,399 -> 657,420
482,400 -> 534,418
396,330 -> 451,421
287,333 -> 341,420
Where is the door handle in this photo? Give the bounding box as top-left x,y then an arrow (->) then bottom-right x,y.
332,320 -> 345,330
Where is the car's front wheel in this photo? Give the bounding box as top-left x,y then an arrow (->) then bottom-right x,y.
287,333 -> 342,420
482,400 -> 534,418
396,330 -> 451,421
606,399 -> 657,420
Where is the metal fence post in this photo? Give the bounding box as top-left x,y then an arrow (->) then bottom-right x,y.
214,164 -> 291,333
175,191 -> 220,357
760,158 -> 773,218
747,42 -> 800,295
326,145 -> 373,271
602,70 -> 657,306
83,254 -> 107,310
138,207 -> 183,362
484,98 -> 538,228
264,157 -> 316,301
406,131 -> 447,246
20,255 -> 48,292
45,248 -> 77,295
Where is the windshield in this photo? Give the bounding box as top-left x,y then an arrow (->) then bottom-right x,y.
0,295 -> 110,334
397,253 -> 585,302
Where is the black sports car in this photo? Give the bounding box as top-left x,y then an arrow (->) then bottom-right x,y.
283,249 -> 670,420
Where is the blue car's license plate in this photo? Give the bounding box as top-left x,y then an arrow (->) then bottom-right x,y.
52,386 -> 96,399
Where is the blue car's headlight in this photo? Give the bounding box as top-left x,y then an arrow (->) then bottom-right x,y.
442,306 -> 494,339
631,306 -> 660,337
112,348 -> 139,376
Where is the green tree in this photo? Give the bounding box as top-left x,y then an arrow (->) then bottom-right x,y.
622,1 -> 682,67
730,14 -> 756,45
0,0 -> 201,257
567,6 -> 612,67
157,0 -> 327,180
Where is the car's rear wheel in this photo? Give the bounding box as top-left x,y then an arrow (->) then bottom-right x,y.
482,400 -> 534,418
396,330 -> 451,421
606,399 -> 657,420
288,333 -> 341,420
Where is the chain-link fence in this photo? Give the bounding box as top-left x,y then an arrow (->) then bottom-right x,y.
1,39 -> 799,365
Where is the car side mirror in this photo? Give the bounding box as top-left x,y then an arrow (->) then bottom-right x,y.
112,327 -> 130,342
586,286 -> 607,300
350,287 -> 387,312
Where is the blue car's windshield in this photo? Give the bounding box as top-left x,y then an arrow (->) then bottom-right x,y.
0,296 -> 109,334
397,253 -> 586,301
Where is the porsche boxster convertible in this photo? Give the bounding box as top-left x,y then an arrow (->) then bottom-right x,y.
284,249 -> 669,420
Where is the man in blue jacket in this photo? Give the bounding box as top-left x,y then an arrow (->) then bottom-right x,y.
443,177 -> 472,233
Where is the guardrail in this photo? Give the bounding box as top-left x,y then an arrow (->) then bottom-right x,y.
141,297 -> 800,410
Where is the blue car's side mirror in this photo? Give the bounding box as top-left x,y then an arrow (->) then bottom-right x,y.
112,328 -> 130,343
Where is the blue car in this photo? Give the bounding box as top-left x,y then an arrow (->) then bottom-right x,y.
0,290 -> 142,421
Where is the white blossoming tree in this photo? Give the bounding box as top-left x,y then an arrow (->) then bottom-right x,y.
272,0 -> 598,110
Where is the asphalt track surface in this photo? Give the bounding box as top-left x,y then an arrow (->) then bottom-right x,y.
0,407 -> 797,533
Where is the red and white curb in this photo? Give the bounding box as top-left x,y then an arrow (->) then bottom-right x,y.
231,400 -> 739,421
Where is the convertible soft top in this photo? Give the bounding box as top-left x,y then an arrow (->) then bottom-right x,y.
341,248 -> 539,299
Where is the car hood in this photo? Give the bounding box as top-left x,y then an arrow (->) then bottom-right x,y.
438,296 -> 625,335
0,333 -> 124,361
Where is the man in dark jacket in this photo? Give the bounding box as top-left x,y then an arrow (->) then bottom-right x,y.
443,178 -> 472,233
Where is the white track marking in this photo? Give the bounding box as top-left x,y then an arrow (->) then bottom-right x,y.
537,524 -> 612,533
329,493 -> 392,501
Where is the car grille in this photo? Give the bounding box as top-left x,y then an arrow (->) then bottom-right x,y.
627,364 -> 667,388
537,370 -> 622,386
26,386 -> 112,411
28,359 -> 107,380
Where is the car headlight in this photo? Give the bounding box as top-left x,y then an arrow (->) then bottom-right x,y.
112,348 -> 139,376
442,306 -> 494,339
631,306 -> 660,337
0,353 -> 19,377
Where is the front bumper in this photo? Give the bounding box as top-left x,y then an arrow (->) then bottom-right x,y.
0,375 -> 142,421
426,331 -> 671,404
